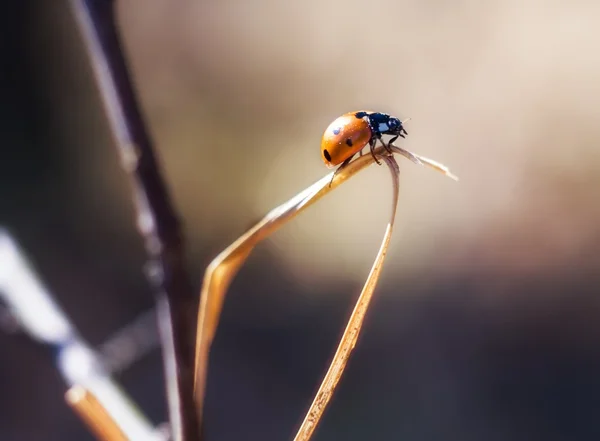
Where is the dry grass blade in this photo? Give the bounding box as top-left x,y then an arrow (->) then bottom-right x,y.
391,145 -> 459,181
292,154 -> 400,441
66,386 -> 128,441
193,144 -> 458,428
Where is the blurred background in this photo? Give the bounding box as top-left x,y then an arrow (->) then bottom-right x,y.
2,0 -> 600,440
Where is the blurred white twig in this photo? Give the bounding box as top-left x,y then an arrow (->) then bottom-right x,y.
0,229 -> 164,441
98,307 -> 161,375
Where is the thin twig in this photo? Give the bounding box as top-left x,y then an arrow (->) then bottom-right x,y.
69,1 -> 200,440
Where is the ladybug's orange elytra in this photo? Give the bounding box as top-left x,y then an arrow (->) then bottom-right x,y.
320,111 -> 373,168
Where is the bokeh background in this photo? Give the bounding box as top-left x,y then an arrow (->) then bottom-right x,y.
2,0 -> 600,440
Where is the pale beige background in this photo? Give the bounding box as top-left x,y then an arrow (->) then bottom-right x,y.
30,0 -> 600,295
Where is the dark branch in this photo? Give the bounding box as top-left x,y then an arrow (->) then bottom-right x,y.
69,1 -> 201,440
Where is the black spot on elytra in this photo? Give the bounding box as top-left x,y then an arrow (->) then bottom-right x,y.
332,127 -> 341,135
345,138 -> 353,147
355,112 -> 368,119
323,149 -> 332,161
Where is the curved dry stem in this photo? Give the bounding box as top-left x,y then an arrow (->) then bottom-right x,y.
193,144 -> 457,427
292,154 -> 400,441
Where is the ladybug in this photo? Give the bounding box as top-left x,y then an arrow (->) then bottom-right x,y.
320,111 -> 408,170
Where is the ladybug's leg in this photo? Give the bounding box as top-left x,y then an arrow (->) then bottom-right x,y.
369,138 -> 382,165
380,137 -> 394,155
391,127 -> 408,144
328,154 -> 356,188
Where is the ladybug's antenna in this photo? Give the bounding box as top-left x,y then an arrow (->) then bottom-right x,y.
399,117 -> 410,137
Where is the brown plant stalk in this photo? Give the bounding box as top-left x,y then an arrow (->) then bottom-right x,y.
69,1 -> 200,439
66,386 -> 128,441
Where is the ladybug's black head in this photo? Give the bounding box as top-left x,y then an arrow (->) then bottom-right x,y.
366,112 -> 409,139
387,117 -> 408,137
